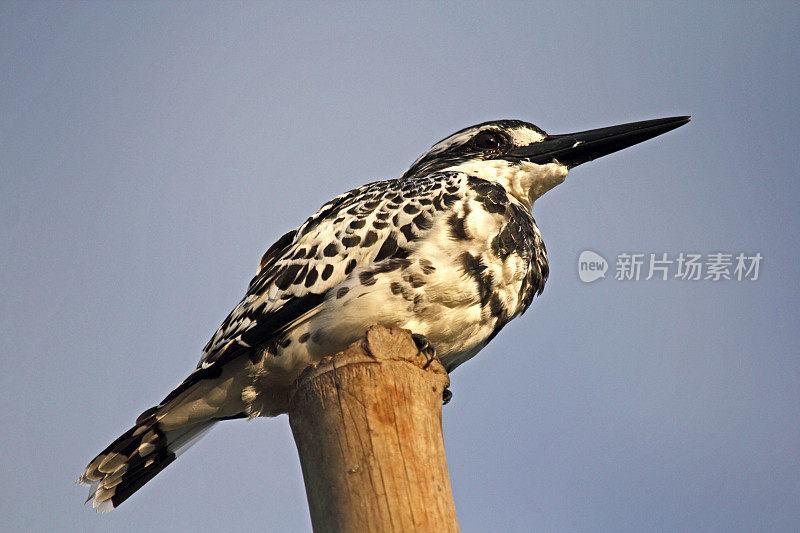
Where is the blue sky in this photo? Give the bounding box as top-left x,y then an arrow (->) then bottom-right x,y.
1,2 -> 798,531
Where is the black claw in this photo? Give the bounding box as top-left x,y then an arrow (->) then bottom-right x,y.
412,333 -> 437,368
411,333 -> 432,352
442,388 -> 452,405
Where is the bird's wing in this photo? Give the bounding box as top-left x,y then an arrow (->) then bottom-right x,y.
197,174 -> 457,369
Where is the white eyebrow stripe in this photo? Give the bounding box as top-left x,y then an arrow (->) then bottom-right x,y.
508,127 -> 546,145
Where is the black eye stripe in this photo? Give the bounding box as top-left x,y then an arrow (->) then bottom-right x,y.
473,131 -> 505,150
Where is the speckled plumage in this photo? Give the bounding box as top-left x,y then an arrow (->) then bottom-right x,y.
205,171 -> 547,392
80,115 -> 689,511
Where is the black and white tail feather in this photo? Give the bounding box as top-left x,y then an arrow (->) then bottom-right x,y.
78,396 -> 217,511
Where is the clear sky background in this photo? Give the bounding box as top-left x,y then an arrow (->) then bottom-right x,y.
2,2 -> 798,531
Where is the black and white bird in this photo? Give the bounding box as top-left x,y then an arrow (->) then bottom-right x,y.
80,116 -> 689,511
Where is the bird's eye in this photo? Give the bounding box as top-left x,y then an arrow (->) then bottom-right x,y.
473,131 -> 503,150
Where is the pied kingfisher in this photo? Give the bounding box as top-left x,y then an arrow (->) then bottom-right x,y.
80,116 -> 689,511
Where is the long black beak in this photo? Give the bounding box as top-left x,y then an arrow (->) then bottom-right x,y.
508,116 -> 690,168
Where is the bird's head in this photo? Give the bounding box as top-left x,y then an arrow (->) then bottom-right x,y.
402,116 -> 690,207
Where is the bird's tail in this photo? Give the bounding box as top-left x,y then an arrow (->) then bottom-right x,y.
79,357 -> 250,511
78,409 -> 215,512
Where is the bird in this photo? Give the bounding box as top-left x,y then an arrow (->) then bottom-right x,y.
79,115 -> 689,511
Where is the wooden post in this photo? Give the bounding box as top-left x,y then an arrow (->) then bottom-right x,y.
288,325 -> 458,532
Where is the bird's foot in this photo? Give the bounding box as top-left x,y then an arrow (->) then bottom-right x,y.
442,387 -> 452,405
411,333 -> 437,369
411,333 -> 449,403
